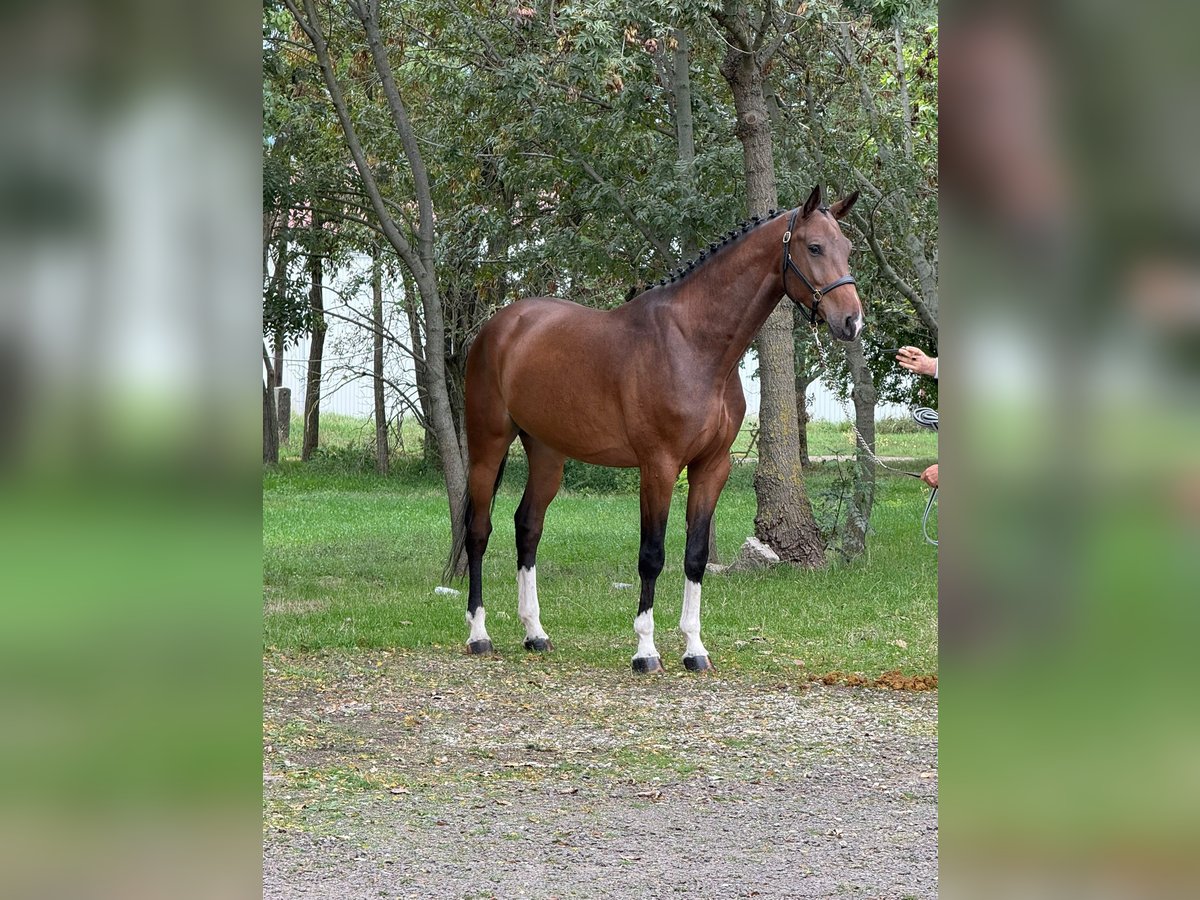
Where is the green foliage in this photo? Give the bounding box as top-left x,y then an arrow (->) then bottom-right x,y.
264,0 -> 939,461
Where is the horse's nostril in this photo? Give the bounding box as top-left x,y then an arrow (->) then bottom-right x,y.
845,314 -> 856,335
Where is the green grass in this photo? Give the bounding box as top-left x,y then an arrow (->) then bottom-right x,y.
281,413 -> 427,461
286,412 -> 938,471
263,456 -> 938,677
730,416 -> 938,460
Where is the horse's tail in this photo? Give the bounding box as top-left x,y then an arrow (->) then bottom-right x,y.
444,455 -> 508,583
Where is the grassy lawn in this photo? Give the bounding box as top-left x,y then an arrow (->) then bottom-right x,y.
287,413 -> 938,463
731,416 -> 938,460
264,450 -> 938,678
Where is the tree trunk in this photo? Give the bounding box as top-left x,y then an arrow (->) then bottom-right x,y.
673,27 -> 698,258
372,252 -> 389,475
272,327 -> 285,392
262,345 -> 279,466
402,273 -> 437,466
894,23 -> 915,159
301,227 -> 325,462
262,212 -> 281,466
796,373 -> 813,469
721,44 -> 825,568
841,340 -> 877,557
263,378 -> 279,465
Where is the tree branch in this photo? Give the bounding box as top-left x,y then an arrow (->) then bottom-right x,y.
284,0 -> 426,281
351,0 -> 437,269
853,209 -> 938,341
572,155 -> 675,261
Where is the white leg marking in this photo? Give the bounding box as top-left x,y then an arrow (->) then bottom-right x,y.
517,566 -> 549,641
465,607 -> 490,644
680,579 -> 708,660
633,608 -> 660,661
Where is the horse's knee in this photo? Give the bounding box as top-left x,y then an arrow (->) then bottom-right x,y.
514,511 -> 542,547
638,540 -> 665,581
466,517 -> 492,556
684,518 -> 711,583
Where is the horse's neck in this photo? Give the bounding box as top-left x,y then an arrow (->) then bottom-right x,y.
669,228 -> 786,377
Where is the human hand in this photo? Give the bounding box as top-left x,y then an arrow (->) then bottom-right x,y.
921,464 -> 939,489
897,346 -> 937,378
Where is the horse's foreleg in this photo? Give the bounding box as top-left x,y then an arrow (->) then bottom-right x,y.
632,464 -> 676,674
514,435 -> 565,652
680,454 -> 733,671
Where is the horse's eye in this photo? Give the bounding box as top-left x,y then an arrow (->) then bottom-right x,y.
808,244 -> 821,255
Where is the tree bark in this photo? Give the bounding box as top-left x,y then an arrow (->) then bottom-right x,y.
720,32 -> 825,568
272,327 -> 285,392
262,345 -> 279,465
372,251 -> 389,475
841,339 -> 877,557
301,223 -> 325,462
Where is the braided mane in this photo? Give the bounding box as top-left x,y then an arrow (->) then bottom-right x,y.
636,208 -> 786,295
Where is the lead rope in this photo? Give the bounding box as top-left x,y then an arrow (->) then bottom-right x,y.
808,325 -> 938,546
922,487 -> 938,547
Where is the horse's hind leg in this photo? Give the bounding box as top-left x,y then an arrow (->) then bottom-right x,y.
464,410 -> 517,655
514,434 -> 565,652
631,461 -> 678,674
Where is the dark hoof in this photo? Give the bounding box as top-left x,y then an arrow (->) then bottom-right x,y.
631,656 -> 664,674
523,637 -> 554,652
466,639 -> 494,655
683,655 -> 715,672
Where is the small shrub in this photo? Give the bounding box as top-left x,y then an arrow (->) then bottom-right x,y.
308,443 -> 376,473
561,459 -> 640,494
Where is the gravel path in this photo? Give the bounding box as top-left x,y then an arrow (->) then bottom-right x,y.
263,651 -> 937,899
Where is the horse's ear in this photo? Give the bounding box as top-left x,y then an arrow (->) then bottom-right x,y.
829,190 -> 860,221
802,185 -> 822,219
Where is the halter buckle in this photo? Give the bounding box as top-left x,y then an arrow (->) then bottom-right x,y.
782,231 -> 792,244
812,289 -> 822,301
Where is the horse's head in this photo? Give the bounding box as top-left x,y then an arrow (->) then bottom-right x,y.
783,186 -> 864,341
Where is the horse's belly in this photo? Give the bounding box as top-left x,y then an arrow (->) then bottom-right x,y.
510,404 -> 639,468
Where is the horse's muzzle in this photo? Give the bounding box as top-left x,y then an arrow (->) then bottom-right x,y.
829,311 -> 864,342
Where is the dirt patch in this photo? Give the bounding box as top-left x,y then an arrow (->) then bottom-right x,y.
814,669 -> 939,691
264,650 -> 937,899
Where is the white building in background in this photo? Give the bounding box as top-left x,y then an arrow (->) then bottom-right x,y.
276,260 -> 912,423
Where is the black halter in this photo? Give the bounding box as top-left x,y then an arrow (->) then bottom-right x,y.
781,207 -> 857,325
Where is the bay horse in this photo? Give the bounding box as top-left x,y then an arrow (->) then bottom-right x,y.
453,185 -> 863,672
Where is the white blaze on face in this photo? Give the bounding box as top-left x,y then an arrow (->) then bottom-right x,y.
517,566 -> 549,641
679,579 -> 708,660
633,609 -> 660,661
850,311 -> 865,340
465,606 -> 490,644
